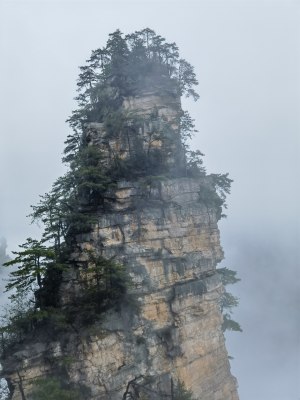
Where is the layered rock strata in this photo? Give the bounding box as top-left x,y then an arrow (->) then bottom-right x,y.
2,91 -> 239,400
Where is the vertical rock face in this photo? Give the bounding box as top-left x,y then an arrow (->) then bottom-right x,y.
84,89 -> 185,176
2,91 -> 239,400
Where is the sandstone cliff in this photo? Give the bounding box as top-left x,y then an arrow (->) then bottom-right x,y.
2,89 -> 238,400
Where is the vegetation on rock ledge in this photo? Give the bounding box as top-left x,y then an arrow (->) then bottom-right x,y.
1,29 -> 239,397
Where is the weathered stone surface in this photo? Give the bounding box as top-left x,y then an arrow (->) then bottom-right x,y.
85,90 -> 185,174
2,91 -> 239,400
3,177 -> 238,400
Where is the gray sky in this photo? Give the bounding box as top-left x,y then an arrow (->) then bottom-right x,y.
0,1 -> 299,399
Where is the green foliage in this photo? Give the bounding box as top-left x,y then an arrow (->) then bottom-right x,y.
198,173 -> 233,219
72,33 -> 172,126
0,291 -> 35,357
0,290 -> 75,357
70,251 -> 131,324
210,173 -> 233,209
186,149 -> 205,176
179,111 -> 198,142
76,28 -> 199,105
217,267 -> 240,286
30,145 -> 110,250
70,145 -> 112,204
217,267 -> 242,333
222,315 -> 242,333
108,111 -> 180,179
28,377 -> 81,400
64,28 -> 204,188
3,29 -> 233,350
0,290 -> 78,359
3,238 -> 55,294
174,380 -> 196,400
66,28 -> 199,170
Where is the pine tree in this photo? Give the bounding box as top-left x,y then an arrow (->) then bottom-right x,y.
3,238 -> 55,296
173,380 -> 195,400
218,267 -> 242,332
3,28 -> 235,331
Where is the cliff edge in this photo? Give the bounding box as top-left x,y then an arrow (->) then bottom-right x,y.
1,29 -> 239,400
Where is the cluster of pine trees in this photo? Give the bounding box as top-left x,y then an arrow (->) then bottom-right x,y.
1,29 -> 238,359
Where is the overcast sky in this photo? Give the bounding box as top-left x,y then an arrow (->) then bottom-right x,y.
0,1 -> 299,399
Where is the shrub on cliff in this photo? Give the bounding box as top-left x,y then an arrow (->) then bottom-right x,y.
173,380 -> 196,400
218,267 -> 242,333
28,377 -> 81,400
65,28 -> 201,180
67,251 -> 131,324
68,28 -> 199,132
3,238 -> 55,296
3,28 -> 233,333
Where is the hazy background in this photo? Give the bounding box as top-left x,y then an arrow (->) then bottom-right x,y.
0,1 -> 299,399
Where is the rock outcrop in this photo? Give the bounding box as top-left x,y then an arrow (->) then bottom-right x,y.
2,90 -> 239,400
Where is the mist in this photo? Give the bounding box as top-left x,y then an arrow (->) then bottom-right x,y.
0,1 -> 299,399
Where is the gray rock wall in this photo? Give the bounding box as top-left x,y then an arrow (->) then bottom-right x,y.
4,178 -> 238,400
2,92 -> 239,400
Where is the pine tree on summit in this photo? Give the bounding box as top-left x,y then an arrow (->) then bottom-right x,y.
2,28 -> 237,333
